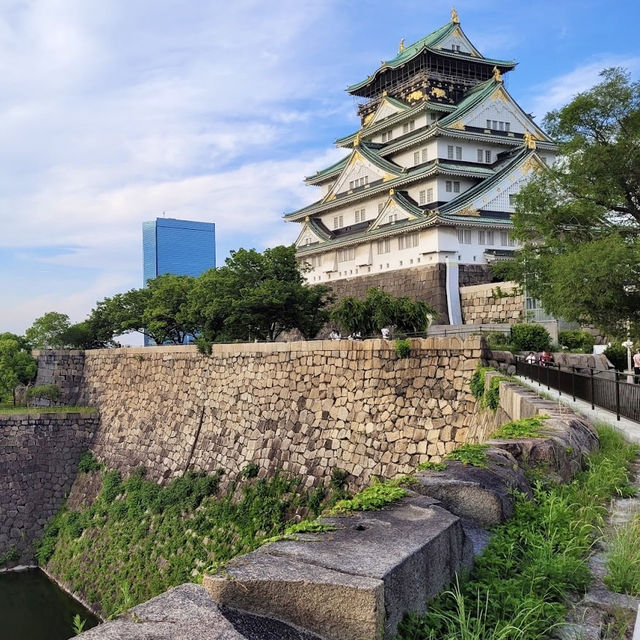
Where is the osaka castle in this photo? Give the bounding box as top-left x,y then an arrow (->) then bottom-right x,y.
285,10 -> 556,323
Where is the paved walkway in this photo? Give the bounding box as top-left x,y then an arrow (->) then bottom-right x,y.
514,375 -> 640,444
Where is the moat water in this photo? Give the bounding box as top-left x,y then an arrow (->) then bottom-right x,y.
0,569 -> 100,639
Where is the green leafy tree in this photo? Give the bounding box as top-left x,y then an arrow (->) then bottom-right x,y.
331,288 -> 434,336
25,312 -> 71,349
92,274 -> 198,345
495,68 -> 640,338
191,245 -> 332,342
0,336 -> 37,404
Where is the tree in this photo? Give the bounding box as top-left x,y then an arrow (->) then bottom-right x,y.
191,246 -> 332,342
331,288 -> 434,336
91,274 -> 198,345
0,336 -> 37,405
494,68 -> 640,338
25,312 -> 71,349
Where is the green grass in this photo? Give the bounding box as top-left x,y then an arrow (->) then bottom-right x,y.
604,513 -> 640,596
396,425 -> 638,640
38,464 -> 332,618
0,405 -> 97,415
417,461 -> 447,472
445,444 -> 490,468
492,415 -> 549,440
329,477 -> 409,514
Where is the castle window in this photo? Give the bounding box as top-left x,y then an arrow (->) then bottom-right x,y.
413,151 -> 420,165
457,229 -> 472,244
377,239 -> 391,254
486,119 -> 491,129
509,194 -> 516,206
427,187 -> 434,202
382,130 -> 393,142
453,181 -> 461,193
452,44 -> 461,52
354,208 -> 366,223
456,146 -> 462,160
419,190 -> 426,205
388,213 -> 398,224
337,247 -> 355,262
398,232 -> 419,250
402,120 -> 415,134
422,148 -> 428,162
500,231 -> 509,246
508,233 -> 516,247
486,231 -> 495,245
333,215 -> 343,229
430,113 -> 437,122
478,230 -> 485,245
447,145 -> 454,159
477,148 -> 483,162
504,122 -> 510,132
446,181 -> 452,192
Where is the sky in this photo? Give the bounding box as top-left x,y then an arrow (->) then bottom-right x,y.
1,0 -> 639,337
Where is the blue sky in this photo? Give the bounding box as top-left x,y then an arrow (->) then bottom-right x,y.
1,0 -> 639,336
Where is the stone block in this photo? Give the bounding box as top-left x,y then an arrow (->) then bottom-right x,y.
204,496 -> 472,640
413,448 -> 532,527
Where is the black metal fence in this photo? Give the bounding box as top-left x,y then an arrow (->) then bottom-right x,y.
514,357 -> 640,423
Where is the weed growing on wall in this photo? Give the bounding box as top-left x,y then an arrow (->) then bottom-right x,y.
444,444 -> 490,468
396,425 -> 638,640
604,513 -> 640,596
38,464 -> 333,618
330,477 -> 410,514
493,415 -> 549,440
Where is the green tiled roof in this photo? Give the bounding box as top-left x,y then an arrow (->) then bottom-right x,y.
305,154 -> 349,184
286,157 -> 500,221
439,147 -> 532,215
334,100 -> 456,148
347,21 -> 516,95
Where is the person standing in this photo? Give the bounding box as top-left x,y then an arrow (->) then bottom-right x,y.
634,348 -> 640,382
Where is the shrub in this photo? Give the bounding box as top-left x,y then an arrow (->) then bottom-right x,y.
330,478 -> 408,514
395,338 -> 411,358
558,329 -> 596,352
78,451 -> 101,473
604,342 -> 628,371
26,384 -> 61,406
510,323 -> 552,352
241,463 -> 259,479
469,365 -> 490,400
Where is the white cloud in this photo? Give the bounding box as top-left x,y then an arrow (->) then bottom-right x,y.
526,57 -> 640,119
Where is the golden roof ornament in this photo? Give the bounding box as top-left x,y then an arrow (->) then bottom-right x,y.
523,131 -> 537,149
492,66 -> 503,82
389,188 -> 395,195
382,90 -> 388,97
451,8 -> 460,23
398,38 -> 405,53
354,131 -> 362,146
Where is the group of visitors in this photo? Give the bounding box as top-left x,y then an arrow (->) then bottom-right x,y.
525,350 -> 555,367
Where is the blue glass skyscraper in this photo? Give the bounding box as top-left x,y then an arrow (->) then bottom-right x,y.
142,217 -> 216,345
142,217 -> 216,285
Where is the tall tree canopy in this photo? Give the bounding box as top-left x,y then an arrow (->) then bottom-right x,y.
495,68 -> 640,338
191,245 -> 333,343
0,335 -> 37,404
25,312 -> 71,349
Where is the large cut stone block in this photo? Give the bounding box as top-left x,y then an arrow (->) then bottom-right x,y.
77,583 -> 323,640
204,495 -> 473,640
412,448 -> 532,527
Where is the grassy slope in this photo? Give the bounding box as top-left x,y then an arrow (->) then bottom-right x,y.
396,425 -> 638,640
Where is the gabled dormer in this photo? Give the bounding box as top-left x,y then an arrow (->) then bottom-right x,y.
369,189 -> 425,230
439,74 -> 552,141
322,143 -> 405,202
294,219 -> 331,249
363,94 -> 410,127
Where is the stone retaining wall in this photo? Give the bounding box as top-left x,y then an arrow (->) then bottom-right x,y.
0,413 -> 98,566
460,281 -> 523,325
37,338 -> 485,490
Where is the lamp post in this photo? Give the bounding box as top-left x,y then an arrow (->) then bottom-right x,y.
622,319 -> 634,384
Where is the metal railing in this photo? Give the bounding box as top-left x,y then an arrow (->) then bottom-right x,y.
514,357 -> 640,423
